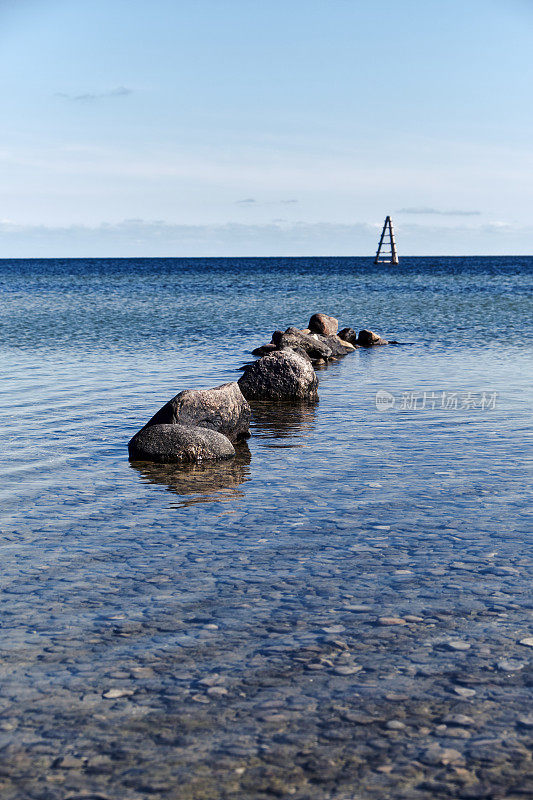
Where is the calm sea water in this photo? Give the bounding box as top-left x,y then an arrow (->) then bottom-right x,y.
0,257 -> 532,800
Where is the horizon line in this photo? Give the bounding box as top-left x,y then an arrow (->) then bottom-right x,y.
0,253 -> 531,261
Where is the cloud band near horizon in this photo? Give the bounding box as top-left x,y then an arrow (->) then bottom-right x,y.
0,219 -> 529,258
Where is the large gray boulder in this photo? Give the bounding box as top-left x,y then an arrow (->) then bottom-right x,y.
238,350 -> 319,402
357,329 -> 389,346
128,424 -> 235,463
308,313 -> 338,336
272,329 -> 332,361
139,382 -> 250,442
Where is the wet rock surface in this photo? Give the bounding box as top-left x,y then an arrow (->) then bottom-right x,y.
138,382 -> 251,443
312,333 -> 355,357
249,315 -> 391,363
251,343 -> 277,357
272,330 -> 333,362
309,313 -> 339,336
358,329 -> 389,347
238,350 -> 319,402
128,424 -> 236,463
338,327 -> 359,346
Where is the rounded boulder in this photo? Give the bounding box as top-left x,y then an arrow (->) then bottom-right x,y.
338,327 -> 359,346
238,350 -> 318,402
128,424 -> 235,463
308,313 -> 339,336
357,329 -> 389,346
138,381 -> 250,442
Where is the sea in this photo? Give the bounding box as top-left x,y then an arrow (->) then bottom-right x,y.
0,256 -> 532,800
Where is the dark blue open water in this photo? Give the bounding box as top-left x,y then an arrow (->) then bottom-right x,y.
0,257 -> 532,799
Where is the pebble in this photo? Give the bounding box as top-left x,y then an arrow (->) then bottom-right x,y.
453,767 -> 475,782
198,674 -> 224,687
385,720 -> 406,730
445,640 -> 471,651
517,715 -> 533,728
421,746 -> 465,766
191,694 -> 210,704
333,665 -> 362,676
259,712 -> 289,723
53,755 -> 85,769
453,686 -> 476,698
130,667 -> 155,678
207,686 -> 228,697
86,754 -> 113,770
497,659 -> 524,671
443,714 -> 475,727
378,617 -> 407,626
445,728 -> 472,739
519,637 -> 533,647
102,688 -> 134,699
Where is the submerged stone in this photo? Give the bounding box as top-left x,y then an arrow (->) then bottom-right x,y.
128,424 -> 235,463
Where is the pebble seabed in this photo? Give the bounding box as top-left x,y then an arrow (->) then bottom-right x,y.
2,470 -> 532,800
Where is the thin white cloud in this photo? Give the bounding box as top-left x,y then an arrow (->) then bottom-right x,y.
0,219 -> 373,256
56,86 -> 133,102
1,218 -> 531,257
235,198 -> 299,206
398,207 -> 481,216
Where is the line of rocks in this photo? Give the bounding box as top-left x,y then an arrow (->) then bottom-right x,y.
128,313 -> 391,464
251,313 -> 389,364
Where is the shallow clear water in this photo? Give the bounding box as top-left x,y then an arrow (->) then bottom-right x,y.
0,257 -> 532,799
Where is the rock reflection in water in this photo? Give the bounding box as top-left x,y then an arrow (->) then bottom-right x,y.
131,444 -> 251,506
249,401 -> 317,446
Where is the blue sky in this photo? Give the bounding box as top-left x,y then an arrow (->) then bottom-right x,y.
1,0 -> 532,256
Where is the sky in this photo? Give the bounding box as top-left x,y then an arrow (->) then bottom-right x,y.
0,0 -> 532,256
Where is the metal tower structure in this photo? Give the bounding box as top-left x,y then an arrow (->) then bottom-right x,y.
374,216 -> 399,265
